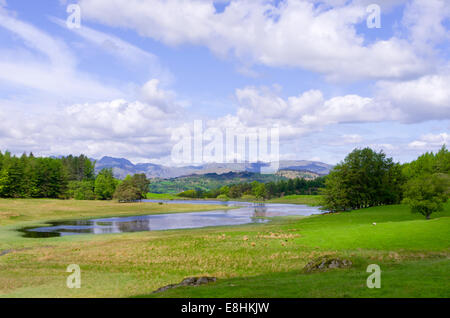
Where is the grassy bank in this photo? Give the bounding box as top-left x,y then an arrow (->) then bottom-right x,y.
146,193 -> 324,206
0,199 -> 448,298
266,194 -> 323,206
0,198 -> 231,227
145,193 -> 184,200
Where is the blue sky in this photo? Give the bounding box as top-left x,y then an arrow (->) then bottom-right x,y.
0,0 -> 448,165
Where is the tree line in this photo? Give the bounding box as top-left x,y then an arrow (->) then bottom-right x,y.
178,177 -> 325,200
0,151 -> 149,202
323,146 -> 449,218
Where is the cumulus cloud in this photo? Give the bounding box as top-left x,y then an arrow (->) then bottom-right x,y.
377,74 -> 450,123
0,80 -> 186,161
408,133 -> 449,150
226,85 -> 401,135
0,0 -> 448,164
78,0 -> 428,81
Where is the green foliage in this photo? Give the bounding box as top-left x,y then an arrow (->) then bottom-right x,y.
0,151 -> 99,199
0,152 -> 68,199
174,176 -> 325,200
323,147 -> 404,212
219,185 -> 230,196
113,173 -> 150,202
403,173 -> 449,219
401,146 -> 450,219
131,173 -> 151,199
149,172 -> 286,194
68,181 -> 95,200
177,189 -> 198,198
94,168 -> 118,200
61,154 -> 95,181
252,182 -> 268,200
402,145 -> 450,179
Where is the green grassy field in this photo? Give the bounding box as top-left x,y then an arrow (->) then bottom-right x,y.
0,198 -> 448,298
266,194 -> 323,206
146,193 -> 184,200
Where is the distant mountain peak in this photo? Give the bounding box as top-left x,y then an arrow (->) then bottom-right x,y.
94,156 -> 333,179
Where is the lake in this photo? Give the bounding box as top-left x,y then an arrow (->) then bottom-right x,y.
21,200 -> 323,238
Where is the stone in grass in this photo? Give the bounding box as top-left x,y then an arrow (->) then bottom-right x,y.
152,277 -> 217,294
303,255 -> 352,273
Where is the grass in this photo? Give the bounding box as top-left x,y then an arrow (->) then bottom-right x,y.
0,199 -> 448,298
142,258 -> 450,298
146,193 -> 184,200
0,198 -> 230,227
145,193 -> 325,206
266,194 -> 323,206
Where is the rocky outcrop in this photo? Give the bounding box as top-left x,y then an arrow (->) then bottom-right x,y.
303,256 -> 352,273
152,277 -> 217,294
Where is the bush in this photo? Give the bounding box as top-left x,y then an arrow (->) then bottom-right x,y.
216,194 -> 229,200
241,194 -> 256,200
177,190 -> 197,198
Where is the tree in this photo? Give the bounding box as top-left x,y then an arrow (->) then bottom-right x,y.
131,173 -> 150,200
253,182 -> 268,200
68,181 -> 95,200
113,176 -> 140,202
323,147 -> 403,212
219,185 -> 230,197
402,173 -> 449,219
94,168 -> 117,200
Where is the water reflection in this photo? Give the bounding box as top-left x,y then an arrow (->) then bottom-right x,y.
21,201 -> 323,238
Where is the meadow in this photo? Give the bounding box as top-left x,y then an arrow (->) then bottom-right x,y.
0,198 -> 448,298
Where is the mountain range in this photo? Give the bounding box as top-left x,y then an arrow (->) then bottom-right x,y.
94,156 -> 334,179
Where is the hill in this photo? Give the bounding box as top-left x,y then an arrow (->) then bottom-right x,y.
149,171 -> 287,194
94,156 -> 333,179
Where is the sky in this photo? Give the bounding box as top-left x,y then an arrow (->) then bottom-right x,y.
0,0 -> 449,165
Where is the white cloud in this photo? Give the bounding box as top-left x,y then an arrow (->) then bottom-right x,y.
408,133 -> 449,150
231,85 -> 400,133
78,0 -> 428,81
0,8 -> 121,101
402,0 -> 450,53
0,80 -> 186,161
377,74 -> 450,123
50,17 -> 173,84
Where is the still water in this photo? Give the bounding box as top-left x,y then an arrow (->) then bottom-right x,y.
21,200 -> 323,238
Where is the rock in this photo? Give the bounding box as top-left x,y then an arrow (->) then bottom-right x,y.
0,249 -> 12,257
152,276 -> 217,294
303,256 -> 352,273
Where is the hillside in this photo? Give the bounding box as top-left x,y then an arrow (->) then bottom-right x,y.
275,169 -> 320,180
149,171 -> 287,194
94,156 -> 333,179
